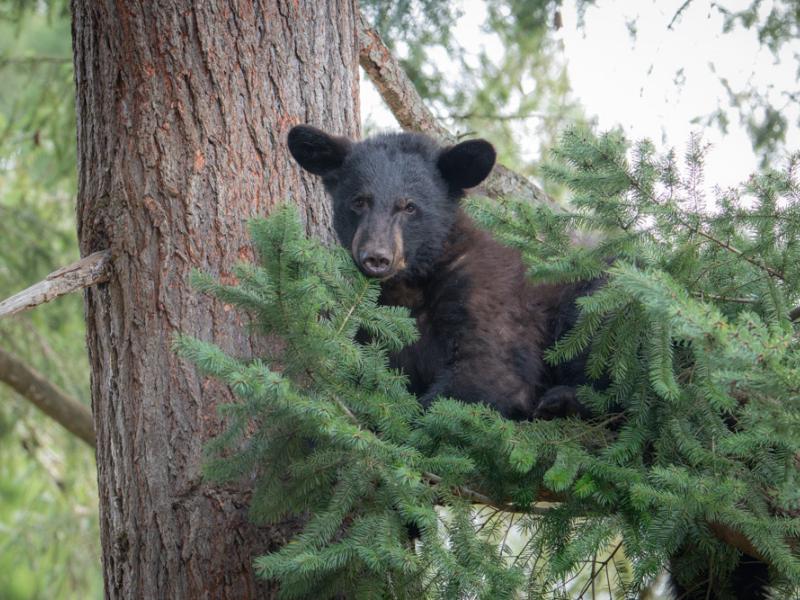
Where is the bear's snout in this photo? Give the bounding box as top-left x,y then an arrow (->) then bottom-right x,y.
359,246 -> 393,278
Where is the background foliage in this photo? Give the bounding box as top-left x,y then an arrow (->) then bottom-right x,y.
0,5 -> 100,599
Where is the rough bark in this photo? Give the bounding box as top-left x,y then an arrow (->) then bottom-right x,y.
0,347 -> 95,447
71,2 -> 359,598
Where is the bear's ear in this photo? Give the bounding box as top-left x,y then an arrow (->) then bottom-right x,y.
287,125 -> 352,176
437,139 -> 496,190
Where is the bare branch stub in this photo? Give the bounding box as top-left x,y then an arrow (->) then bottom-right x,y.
0,249 -> 112,319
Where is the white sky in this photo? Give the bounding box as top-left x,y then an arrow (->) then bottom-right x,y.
361,0 -> 800,190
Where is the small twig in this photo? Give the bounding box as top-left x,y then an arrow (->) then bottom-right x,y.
499,512 -> 516,557
422,471 -> 558,513
686,224 -> 785,281
694,292 -> 800,323
335,280 -> 370,335
691,292 -> 757,305
667,0 -> 695,30
577,540 -> 624,599
0,250 -> 112,319
423,471 -> 515,511
449,111 -> 547,122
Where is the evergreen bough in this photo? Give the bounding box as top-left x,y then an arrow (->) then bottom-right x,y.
175,128 -> 800,599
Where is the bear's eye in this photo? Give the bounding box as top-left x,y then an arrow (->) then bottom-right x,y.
351,196 -> 370,211
404,202 -> 417,214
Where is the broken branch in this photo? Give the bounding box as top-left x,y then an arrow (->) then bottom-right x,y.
0,249 -> 111,320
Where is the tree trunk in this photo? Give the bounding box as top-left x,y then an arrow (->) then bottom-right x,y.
71,2 -> 359,597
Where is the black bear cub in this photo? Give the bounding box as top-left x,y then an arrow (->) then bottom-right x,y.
289,126 -> 772,597
287,125 -> 593,421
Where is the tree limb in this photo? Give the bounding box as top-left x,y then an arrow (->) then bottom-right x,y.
356,12 -> 554,207
0,347 -> 95,447
425,470 -> 772,564
0,250 -> 111,319
357,12 -> 450,140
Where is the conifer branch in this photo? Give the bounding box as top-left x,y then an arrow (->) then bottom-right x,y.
690,293 -> 800,320
424,467 -> 772,563
356,12 -> 554,207
577,540 -> 624,599
691,292 -> 757,305
681,221 -> 785,281
0,250 -> 112,319
0,347 -> 95,447
422,472 -> 557,514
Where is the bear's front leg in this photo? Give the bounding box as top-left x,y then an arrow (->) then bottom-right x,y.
533,385 -> 592,419
419,364 -> 535,421
418,371 -> 454,410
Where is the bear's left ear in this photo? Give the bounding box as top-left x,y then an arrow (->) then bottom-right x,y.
437,139 -> 496,190
287,125 -> 352,177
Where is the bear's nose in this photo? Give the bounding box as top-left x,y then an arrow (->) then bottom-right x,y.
359,248 -> 392,277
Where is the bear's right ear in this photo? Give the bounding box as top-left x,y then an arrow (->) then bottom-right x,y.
287,125 -> 352,177
437,139 -> 496,190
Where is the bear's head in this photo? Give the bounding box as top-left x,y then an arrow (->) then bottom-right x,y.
287,125 -> 495,281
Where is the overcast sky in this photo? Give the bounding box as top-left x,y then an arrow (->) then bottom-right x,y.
361,0 -> 799,190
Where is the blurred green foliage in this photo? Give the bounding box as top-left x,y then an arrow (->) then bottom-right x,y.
0,5 -> 101,599
714,0 -> 800,165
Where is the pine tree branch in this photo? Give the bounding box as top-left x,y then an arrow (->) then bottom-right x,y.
0,347 -> 95,447
356,12 -> 554,207
691,292 -> 757,305
577,540 -> 624,599
449,111 -> 548,122
0,249 -> 111,319
422,472 -> 557,515
427,469 -> 774,564
691,293 -> 800,320
683,222 -> 785,281
427,468 -> 773,565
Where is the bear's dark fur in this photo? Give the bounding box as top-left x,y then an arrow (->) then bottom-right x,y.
288,125 -> 593,420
